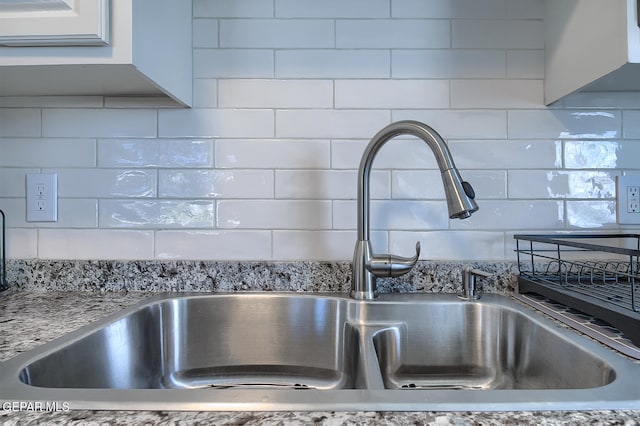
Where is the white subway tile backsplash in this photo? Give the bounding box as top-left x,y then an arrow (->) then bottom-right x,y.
42,109 -> 157,138
5,229 -> 37,259
219,80 -> 333,109
335,80 -> 449,109
276,50 -> 390,78
390,231 -> 506,260
0,169 -> 37,196
393,50 -> 506,79
0,109 -> 40,137
159,170 -> 273,198
393,110 -> 507,139
57,199 -> 99,228
55,169 -> 157,198
392,170 -> 507,200
0,199 -> 27,227
623,111 -> 640,138
38,230 -> 154,259
276,170 -> 389,200
0,96 -> 102,108
0,198 -> 96,229
2,1 -> 636,262
332,138 -> 472,171
193,19 -> 218,48
100,200 -> 215,228
451,80 -> 543,109
98,139 -> 213,168
220,19 -> 334,48
275,0 -> 390,18
217,200 -> 332,229
392,0 -> 507,19
0,199 -> 95,232
192,79 -> 218,108
508,110 -> 622,139
332,138 -> 465,170
452,20 -> 543,49
566,201 -> 617,229
565,92 -> 640,109
216,139 -> 330,169
333,200 -> 450,230
194,49 -> 274,78
336,20 -> 450,48
0,198 -> 97,230
508,170 -> 617,199
507,0 -> 544,18
159,109 -> 274,138
330,140 -> 372,170
0,139 -> 96,167
450,200 -> 564,230
449,140 -> 562,169
564,140 -> 640,169
156,230 -> 272,260
276,110 -> 390,139
507,50 -> 544,79
391,170 -> 444,199
273,230 -> 388,260
463,171 -> 507,199
194,0 -> 273,18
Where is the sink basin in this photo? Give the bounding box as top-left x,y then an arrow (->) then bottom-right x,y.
17,295 -> 358,391
371,302 -> 615,390
1,293 -> 639,411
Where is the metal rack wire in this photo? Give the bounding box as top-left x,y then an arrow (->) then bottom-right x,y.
0,209 -> 6,292
515,234 -> 640,346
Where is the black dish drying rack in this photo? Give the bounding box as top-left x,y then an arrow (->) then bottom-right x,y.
515,234 -> 640,346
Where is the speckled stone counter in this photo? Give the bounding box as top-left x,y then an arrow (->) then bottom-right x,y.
1,261 -> 640,425
6,259 -> 519,294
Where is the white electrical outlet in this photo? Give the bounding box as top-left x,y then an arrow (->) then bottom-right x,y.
26,173 -> 58,222
616,175 -> 640,224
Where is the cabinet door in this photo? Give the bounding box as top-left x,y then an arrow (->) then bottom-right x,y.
0,0 -> 109,46
544,0 -> 640,104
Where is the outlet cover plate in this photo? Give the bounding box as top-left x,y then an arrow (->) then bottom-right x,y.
26,173 -> 58,222
616,175 -> 640,225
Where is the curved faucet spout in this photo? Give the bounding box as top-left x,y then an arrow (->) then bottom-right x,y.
351,120 -> 478,300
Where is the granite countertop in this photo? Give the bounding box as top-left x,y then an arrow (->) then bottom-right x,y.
1,289 -> 640,426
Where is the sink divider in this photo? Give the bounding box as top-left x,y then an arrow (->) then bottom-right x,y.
350,322 -> 403,390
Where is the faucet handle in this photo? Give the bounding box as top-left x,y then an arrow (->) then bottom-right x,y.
366,241 -> 420,278
458,264 -> 491,301
387,241 -> 420,278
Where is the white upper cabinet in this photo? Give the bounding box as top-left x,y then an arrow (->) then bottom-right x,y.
545,0 -> 640,104
0,0 -> 192,107
0,0 -> 110,46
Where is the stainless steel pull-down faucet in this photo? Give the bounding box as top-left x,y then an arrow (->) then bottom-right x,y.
351,120 -> 479,300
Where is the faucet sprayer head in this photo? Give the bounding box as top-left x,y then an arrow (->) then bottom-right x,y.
441,169 -> 479,219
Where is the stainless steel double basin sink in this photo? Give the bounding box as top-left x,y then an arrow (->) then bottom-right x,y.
1,293 -> 639,411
